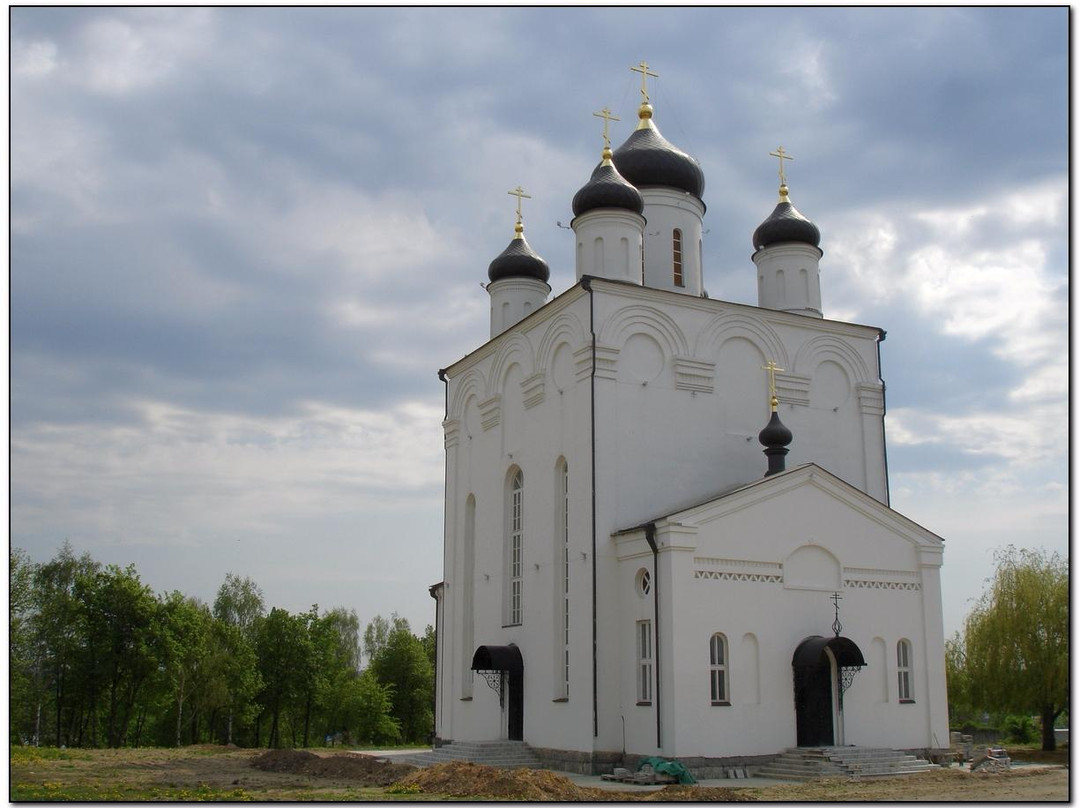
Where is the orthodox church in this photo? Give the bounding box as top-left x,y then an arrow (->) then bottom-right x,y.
430,65 -> 948,775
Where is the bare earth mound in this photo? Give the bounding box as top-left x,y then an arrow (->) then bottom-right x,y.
250,749 -> 416,786
398,762 -> 591,800
398,762 -> 752,801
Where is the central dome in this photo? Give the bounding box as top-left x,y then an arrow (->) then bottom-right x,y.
611,104 -> 705,199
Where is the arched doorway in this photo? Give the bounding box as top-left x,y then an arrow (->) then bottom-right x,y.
471,644 -> 524,741
792,636 -> 865,747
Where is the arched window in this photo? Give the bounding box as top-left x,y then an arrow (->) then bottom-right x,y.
672,229 -> 684,287
637,620 -> 653,704
462,495 -> 476,697
505,468 -> 524,626
710,633 -> 729,705
897,639 -> 914,702
554,459 -> 570,699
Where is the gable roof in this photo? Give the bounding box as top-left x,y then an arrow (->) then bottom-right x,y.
614,462 -> 944,550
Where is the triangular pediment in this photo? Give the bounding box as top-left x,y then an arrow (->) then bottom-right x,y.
619,463 -> 944,553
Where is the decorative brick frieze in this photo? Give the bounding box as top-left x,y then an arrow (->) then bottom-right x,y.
674,356 -> 715,393
857,382 -> 885,415
443,418 -> 461,448
479,395 -> 501,431
776,372 -> 811,406
521,372 -> 545,409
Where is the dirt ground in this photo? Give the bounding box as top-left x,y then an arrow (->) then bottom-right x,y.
10,745 -> 1069,801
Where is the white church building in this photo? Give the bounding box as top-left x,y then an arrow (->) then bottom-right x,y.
430,68 -> 949,775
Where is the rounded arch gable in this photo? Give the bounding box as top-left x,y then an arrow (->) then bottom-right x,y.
597,304 -> 690,358
694,312 -> 789,368
783,544 -> 842,591
535,311 -> 588,371
449,369 -> 487,421
487,332 -> 537,399
793,334 -> 873,384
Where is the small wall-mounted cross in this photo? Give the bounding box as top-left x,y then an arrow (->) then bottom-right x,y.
630,60 -> 659,104
769,146 -> 794,187
831,591 -> 844,637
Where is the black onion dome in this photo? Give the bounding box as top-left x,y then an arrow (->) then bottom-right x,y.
758,410 -> 793,449
611,117 -> 705,199
487,234 -> 550,283
753,197 -> 821,250
572,159 -> 644,216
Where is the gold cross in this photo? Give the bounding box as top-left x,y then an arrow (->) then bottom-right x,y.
593,106 -> 620,150
507,185 -> 531,227
769,146 -> 794,187
630,60 -> 659,104
762,360 -> 785,409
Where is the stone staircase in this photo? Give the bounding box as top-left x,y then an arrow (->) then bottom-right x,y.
756,747 -> 935,781
390,740 -> 542,770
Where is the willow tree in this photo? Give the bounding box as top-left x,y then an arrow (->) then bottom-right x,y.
960,546 -> 1067,750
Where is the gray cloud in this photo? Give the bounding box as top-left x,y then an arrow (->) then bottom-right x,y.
11,7 -> 1067,634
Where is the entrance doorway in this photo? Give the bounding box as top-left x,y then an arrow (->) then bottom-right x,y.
792,636 -> 865,747
507,670 -> 523,741
471,644 -> 525,742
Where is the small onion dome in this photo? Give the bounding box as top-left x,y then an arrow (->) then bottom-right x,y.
758,409 -> 793,449
752,185 -> 821,250
611,102 -> 705,199
572,147 -> 644,216
487,224 -> 550,283
758,403 -> 793,477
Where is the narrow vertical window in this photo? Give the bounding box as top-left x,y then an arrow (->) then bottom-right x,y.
559,461 -> 570,698
672,229 -> 684,287
897,639 -> 914,702
506,469 -> 524,625
637,620 -> 653,704
710,633 -> 729,704
462,495 -> 476,697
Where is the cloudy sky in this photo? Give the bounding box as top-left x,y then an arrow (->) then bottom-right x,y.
11,7 -> 1067,639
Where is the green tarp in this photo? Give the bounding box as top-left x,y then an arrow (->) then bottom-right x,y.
637,756 -> 697,785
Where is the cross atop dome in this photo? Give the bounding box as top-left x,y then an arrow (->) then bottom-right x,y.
593,106 -> 620,158
507,185 -> 532,238
769,146 -> 794,201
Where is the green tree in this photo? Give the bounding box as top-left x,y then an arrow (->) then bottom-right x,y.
362,612 -> 409,667
30,543 -> 100,747
212,573 -> 265,744
957,546 -> 1067,751
368,618 -> 433,743
348,669 -> 400,745
156,593 -> 215,747
10,548 -> 38,744
255,608 -> 312,747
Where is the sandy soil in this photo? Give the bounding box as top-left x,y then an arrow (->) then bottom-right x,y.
10,745 -> 1069,801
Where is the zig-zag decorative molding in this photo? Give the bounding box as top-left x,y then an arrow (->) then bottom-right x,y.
694,570 -> 783,584
845,579 -> 921,591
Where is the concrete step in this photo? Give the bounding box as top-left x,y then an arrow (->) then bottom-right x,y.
757,746 -> 933,781
389,740 -> 542,770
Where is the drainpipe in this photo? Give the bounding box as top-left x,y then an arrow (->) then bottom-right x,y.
644,523 -> 661,750
428,583 -> 442,744
581,276 -> 599,739
876,329 -> 890,507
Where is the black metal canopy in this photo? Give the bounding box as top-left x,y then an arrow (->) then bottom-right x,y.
792,635 -> 866,669
471,644 -> 523,674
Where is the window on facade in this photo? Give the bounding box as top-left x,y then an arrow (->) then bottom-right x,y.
637,620 -> 653,704
897,639 -> 913,702
558,461 -> 570,698
672,229 -> 684,287
506,469 -> 524,625
710,633 -> 729,704
463,494 -> 476,697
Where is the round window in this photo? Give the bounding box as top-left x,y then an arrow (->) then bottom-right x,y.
636,568 -> 652,597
